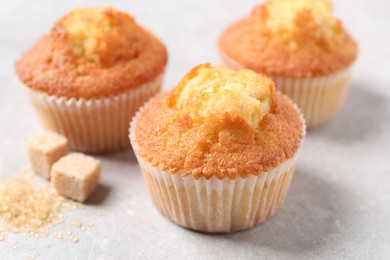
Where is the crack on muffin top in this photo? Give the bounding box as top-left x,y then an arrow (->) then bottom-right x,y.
254,0 -> 339,39
61,7 -> 140,67
169,64 -> 273,129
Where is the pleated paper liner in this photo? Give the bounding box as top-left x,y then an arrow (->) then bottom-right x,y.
271,69 -> 352,128
220,51 -> 353,128
26,73 -> 164,153
129,94 -> 306,233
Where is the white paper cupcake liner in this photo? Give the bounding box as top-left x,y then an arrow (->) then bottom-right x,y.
129,95 -> 306,233
220,51 -> 353,128
271,70 -> 352,128
26,73 -> 164,153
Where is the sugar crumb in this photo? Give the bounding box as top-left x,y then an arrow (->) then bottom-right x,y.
72,221 -> 82,228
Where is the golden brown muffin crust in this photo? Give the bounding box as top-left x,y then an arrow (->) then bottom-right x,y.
135,65 -> 304,180
15,7 -> 167,99
218,1 -> 358,78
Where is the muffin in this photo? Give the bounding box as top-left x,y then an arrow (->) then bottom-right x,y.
15,7 -> 168,153
218,0 -> 358,128
130,64 -> 305,233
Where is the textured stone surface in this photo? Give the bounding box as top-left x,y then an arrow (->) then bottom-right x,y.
0,0 -> 389,259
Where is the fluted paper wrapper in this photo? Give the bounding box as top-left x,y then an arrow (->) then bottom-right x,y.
271,69 -> 352,128
26,73 -> 163,153
220,52 -> 353,128
129,99 -> 305,233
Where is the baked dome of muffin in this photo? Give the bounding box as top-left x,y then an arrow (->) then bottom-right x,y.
135,64 -> 304,179
218,0 -> 357,77
15,7 -> 167,99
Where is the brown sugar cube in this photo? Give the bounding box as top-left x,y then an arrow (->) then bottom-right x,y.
27,132 -> 69,179
51,153 -> 100,202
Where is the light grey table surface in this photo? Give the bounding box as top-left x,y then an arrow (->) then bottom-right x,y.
1,0 -> 389,259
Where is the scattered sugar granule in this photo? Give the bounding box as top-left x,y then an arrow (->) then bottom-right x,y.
8,239 -> 18,249
0,174 -> 64,237
70,235 -> 79,243
53,232 -> 64,240
0,165 -> 99,247
72,221 -> 83,229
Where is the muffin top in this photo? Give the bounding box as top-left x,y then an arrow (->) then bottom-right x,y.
218,0 -> 358,78
15,7 -> 167,99
134,64 -> 304,179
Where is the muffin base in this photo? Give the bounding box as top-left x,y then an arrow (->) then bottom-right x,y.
135,152 -> 297,233
130,96 -> 305,233
220,52 -> 353,128
26,73 -> 163,153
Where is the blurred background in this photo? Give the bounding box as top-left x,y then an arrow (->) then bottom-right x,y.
0,0 -> 389,259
